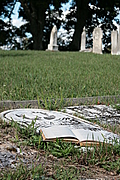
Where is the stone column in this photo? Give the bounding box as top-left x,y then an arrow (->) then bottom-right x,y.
111,30 -> 118,55
93,27 -> 103,54
47,25 -> 58,51
80,27 -> 86,51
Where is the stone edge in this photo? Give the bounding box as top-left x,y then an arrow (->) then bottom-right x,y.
0,95 -> 119,110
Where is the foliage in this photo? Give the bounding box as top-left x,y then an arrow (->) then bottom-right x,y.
0,0 -> 120,50
0,0 -> 17,48
0,0 -> 17,47
86,0 -> 120,51
0,163 -> 44,180
112,104 -> 120,111
0,0 -> 15,19
78,140 -> 120,174
46,139 -> 79,158
63,0 -> 120,50
0,0 -> 69,50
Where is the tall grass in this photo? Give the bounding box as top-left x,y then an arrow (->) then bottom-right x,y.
0,50 -> 120,101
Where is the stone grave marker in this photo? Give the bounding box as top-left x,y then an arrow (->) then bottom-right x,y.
93,27 -> 103,54
117,25 -> 120,55
47,25 -> 58,51
111,30 -> 118,55
0,108 -> 119,143
80,27 -> 86,51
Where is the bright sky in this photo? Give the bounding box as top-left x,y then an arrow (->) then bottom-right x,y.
11,1 -> 72,28
11,2 -> 26,28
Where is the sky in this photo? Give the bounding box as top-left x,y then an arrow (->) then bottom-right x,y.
11,2 -> 27,28
11,1 -> 72,28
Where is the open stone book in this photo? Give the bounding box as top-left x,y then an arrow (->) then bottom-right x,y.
0,108 -> 119,146
40,125 -> 117,146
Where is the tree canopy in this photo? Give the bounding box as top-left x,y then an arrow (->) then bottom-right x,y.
0,0 -> 120,51
0,0 -> 16,47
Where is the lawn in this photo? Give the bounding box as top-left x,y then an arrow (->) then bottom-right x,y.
0,50 -> 120,102
0,50 -> 120,179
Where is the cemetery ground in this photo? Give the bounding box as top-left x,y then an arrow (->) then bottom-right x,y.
0,50 -> 120,101
0,113 -> 120,179
0,50 -> 120,179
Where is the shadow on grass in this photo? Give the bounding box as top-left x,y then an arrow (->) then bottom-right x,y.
0,53 -> 30,57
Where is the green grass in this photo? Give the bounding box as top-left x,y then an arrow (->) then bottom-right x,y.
0,119 -> 120,179
0,50 -> 120,102
0,51 -> 120,179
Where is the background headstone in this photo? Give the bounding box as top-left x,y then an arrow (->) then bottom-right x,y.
80,27 -> 86,51
117,25 -> 120,55
93,27 -> 103,54
47,25 -> 58,51
111,30 -> 118,55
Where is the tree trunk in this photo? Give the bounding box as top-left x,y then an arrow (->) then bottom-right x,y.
30,10 -> 45,50
69,0 -> 89,51
19,1 -> 47,50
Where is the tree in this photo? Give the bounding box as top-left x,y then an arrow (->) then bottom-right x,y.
0,0 -> 16,47
85,0 -> 120,52
64,0 -> 120,51
42,8 -> 64,50
0,0 -> 68,50
69,0 -> 90,51
17,0 -> 68,50
1,0 -> 120,51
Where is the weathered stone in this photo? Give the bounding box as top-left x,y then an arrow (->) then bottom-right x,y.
63,105 -> 120,126
47,25 -> 58,51
93,27 -> 103,54
117,25 -> 120,54
80,27 -> 86,51
0,108 -> 101,132
0,96 -> 119,110
0,108 -> 119,143
111,30 -> 118,55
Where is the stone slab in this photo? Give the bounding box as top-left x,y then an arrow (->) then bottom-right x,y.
111,30 -> 118,55
46,25 -> 58,51
93,27 -> 103,54
0,95 -> 119,110
63,105 -> 120,126
0,108 -> 119,143
80,27 -> 86,51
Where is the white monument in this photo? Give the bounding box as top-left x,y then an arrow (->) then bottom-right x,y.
111,26 -> 120,55
93,27 -> 103,54
111,30 -> 118,55
47,25 -> 58,51
80,27 -> 86,51
117,25 -> 120,55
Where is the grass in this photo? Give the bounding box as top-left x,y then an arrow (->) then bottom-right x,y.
0,50 -> 120,103
0,119 -> 120,179
112,104 -> 120,110
0,50 -> 120,179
